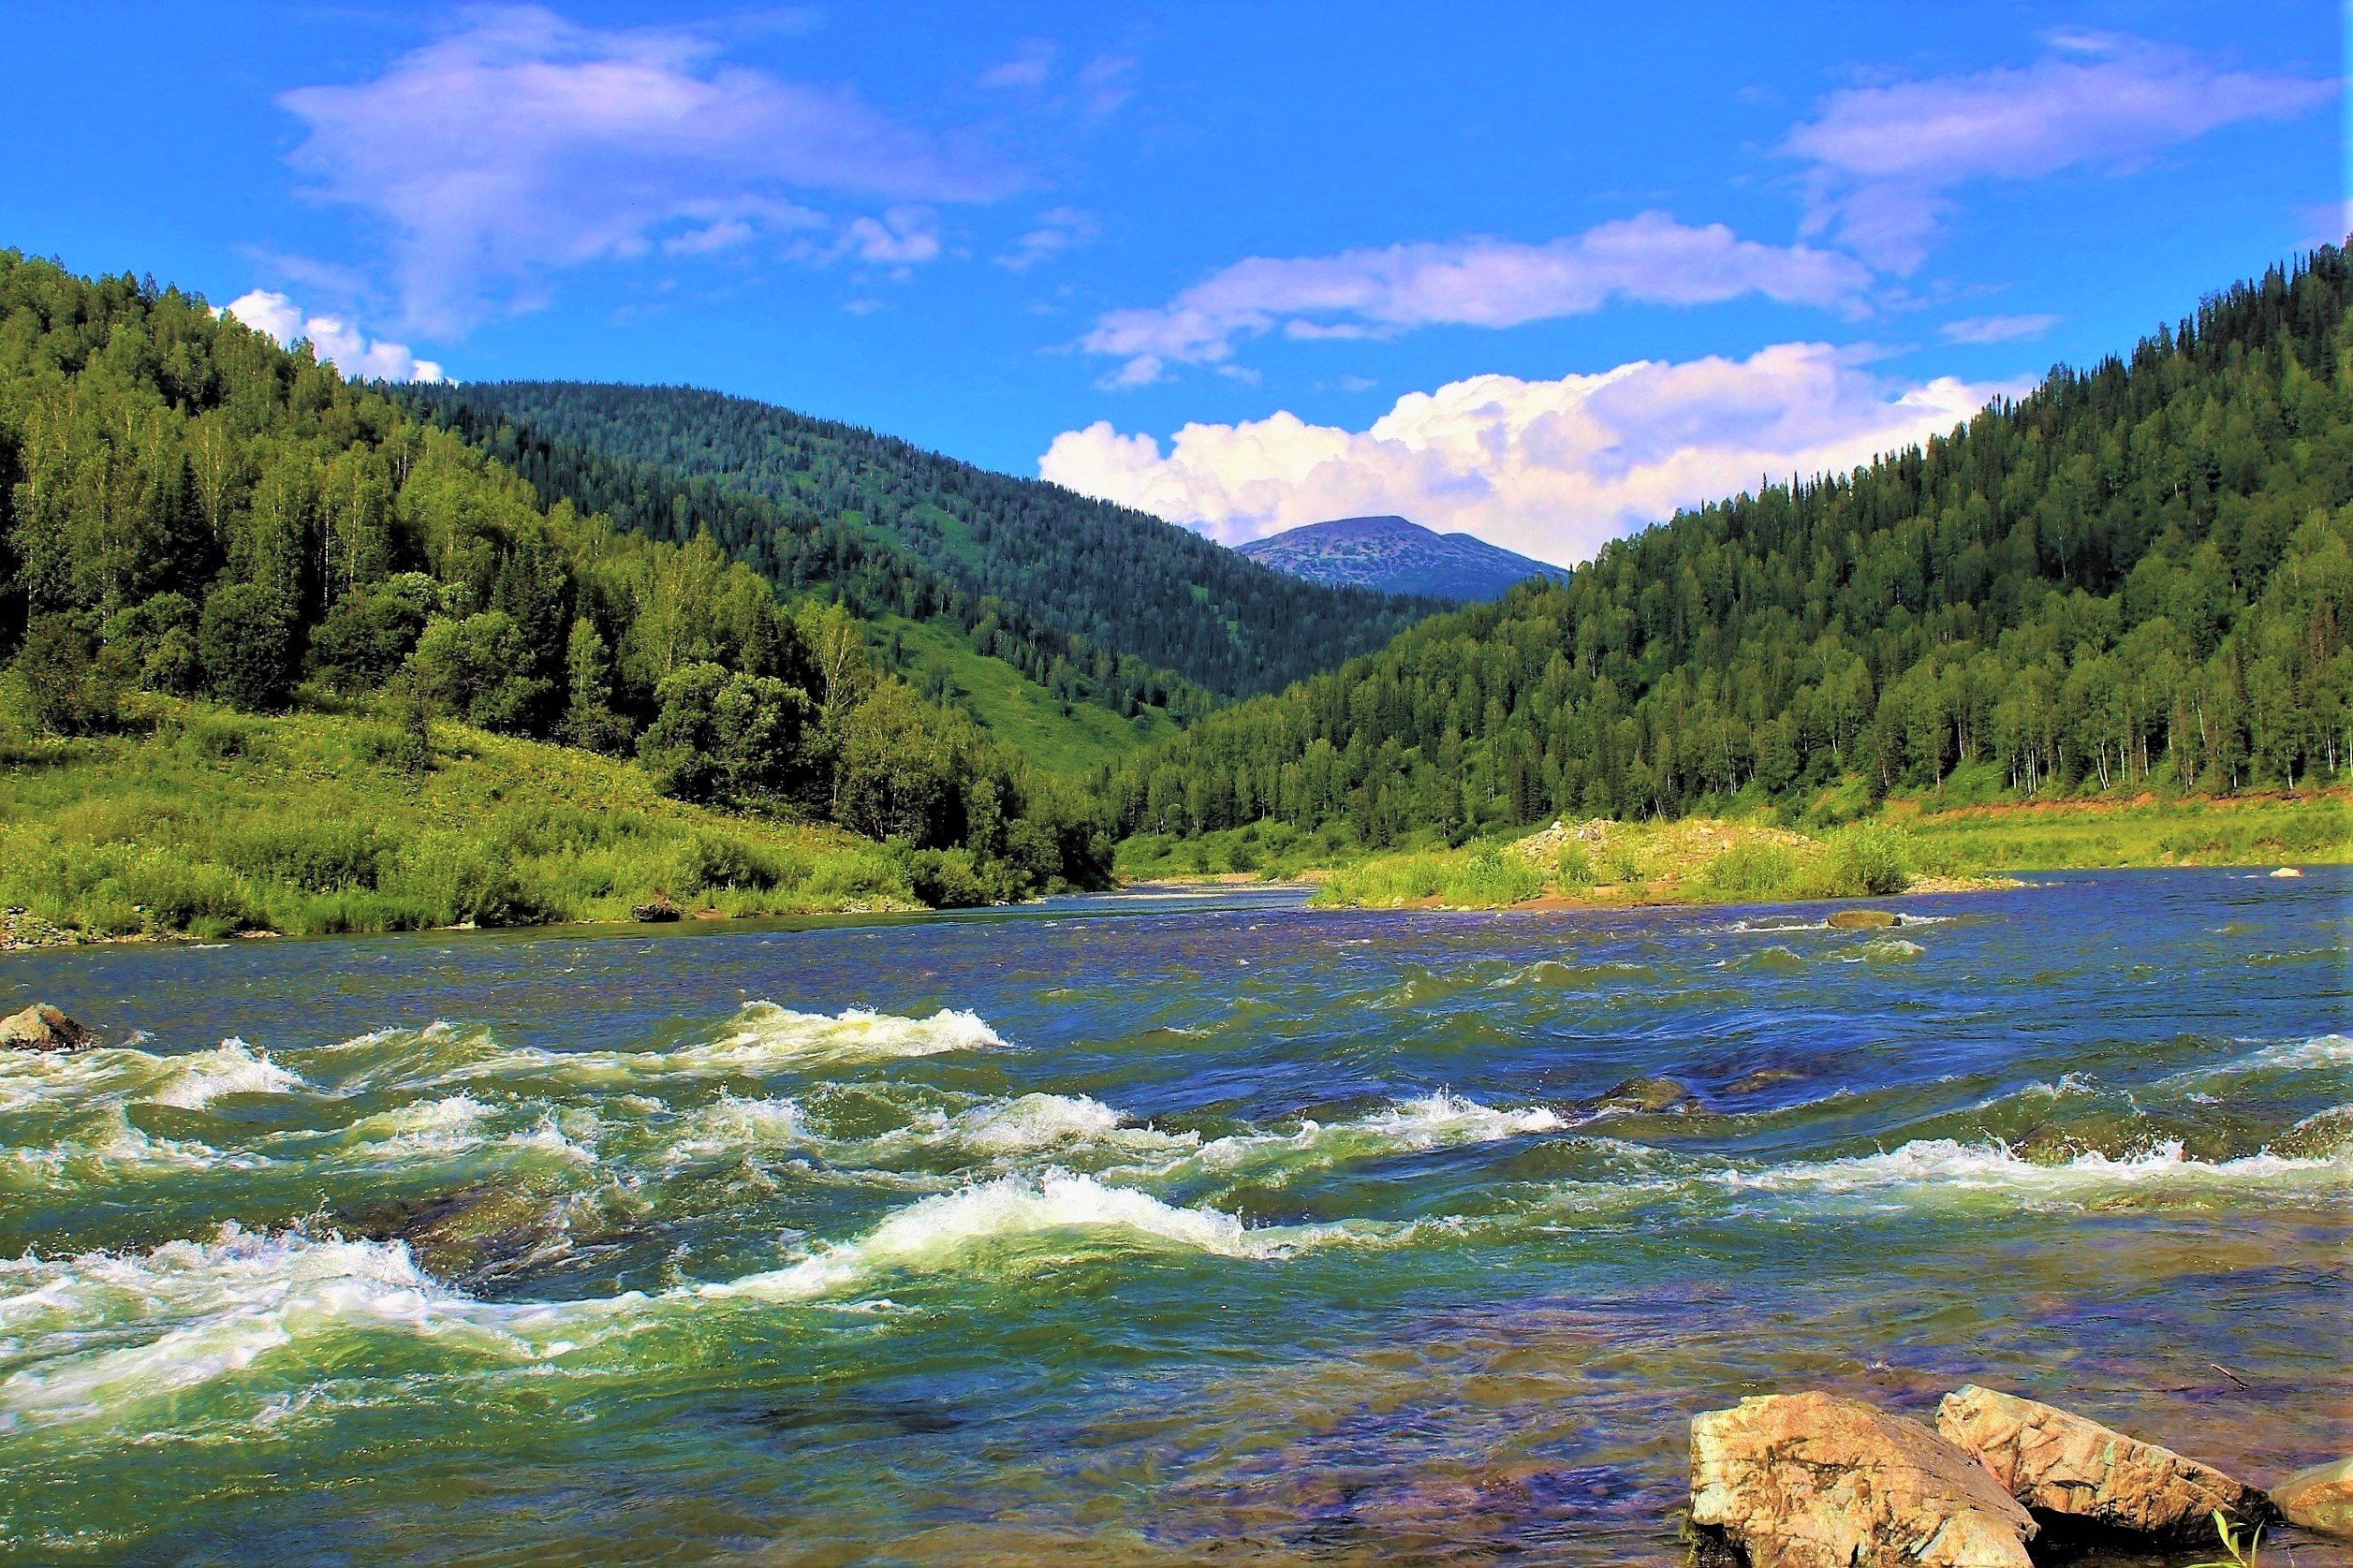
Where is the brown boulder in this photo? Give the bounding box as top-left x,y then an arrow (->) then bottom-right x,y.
1690,1391 -> 2037,1568
1934,1385 -> 2274,1545
2271,1457 -> 2353,1538
1828,909 -> 1902,931
0,1003 -> 93,1051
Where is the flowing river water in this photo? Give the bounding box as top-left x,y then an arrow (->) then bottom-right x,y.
0,869 -> 2345,1565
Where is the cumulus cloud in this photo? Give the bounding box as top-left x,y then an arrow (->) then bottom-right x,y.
1039,344 -> 2021,564
996,205 -> 1100,271
1079,212 -> 1873,384
1940,313 -> 2060,344
220,290 -> 446,382
837,205 -> 943,266
1786,33 -> 2335,271
279,4 -> 1014,332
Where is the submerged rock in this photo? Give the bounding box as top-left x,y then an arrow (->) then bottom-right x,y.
1689,1391 -> 2037,1568
0,1003 -> 93,1052
2274,1457 -> 2353,1537
341,1182 -> 571,1282
2269,866 -> 2303,879
1934,1385 -> 2274,1545
1828,909 -> 1902,931
1590,1076 -> 1697,1114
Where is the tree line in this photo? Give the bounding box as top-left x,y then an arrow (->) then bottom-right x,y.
410,380 -> 1449,697
0,251 -> 1112,904
1107,247 -> 2353,846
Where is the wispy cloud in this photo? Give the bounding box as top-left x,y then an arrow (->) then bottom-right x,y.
220,290 -> 446,382
1940,313 -> 2060,344
1080,212 -> 1873,386
979,38 -> 1056,90
995,206 -> 1100,271
279,4 -> 1018,333
1040,344 -> 2022,564
1786,33 -> 2335,271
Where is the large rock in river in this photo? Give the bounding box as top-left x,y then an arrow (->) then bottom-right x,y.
1690,1391 -> 2037,1568
0,1003 -> 93,1051
2270,1457 -> 2353,1538
1828,908 -> 1902,931
1934,1385 -> 2274,1545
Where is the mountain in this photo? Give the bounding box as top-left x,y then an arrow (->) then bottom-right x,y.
0,249 -> 1122,929
405,383 -> 1450,698
1238,515 -> 1568,601
1110,246 -> 2352,847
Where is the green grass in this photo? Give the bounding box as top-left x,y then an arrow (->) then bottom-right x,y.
878,615 -> 1175,774
1894,792 -> 2350,871
0,684 -> 919,942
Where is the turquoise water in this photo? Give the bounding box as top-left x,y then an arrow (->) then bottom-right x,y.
0,869 -> 2345,1565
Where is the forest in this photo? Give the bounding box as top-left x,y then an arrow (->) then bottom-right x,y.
402,392 -> 1216,728
1107,247 -> 2353,848
408,380 -> 1446,697
0,250 -> 1114,909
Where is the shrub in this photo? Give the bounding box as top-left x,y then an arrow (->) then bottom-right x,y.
1554,841 -> 1596,888
1830,821 -> 1913,895
199,585 -> 296,711
16,615 -> 117,734
1701,841 -> 1802,898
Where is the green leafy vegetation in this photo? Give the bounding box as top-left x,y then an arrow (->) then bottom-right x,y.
0,690 -> 918,939
405,381 -> 1448,698
1109,248 -> 2353,848
0,250 -> 1117,935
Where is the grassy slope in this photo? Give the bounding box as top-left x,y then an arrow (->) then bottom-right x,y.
875,615 -> 1176,774
0,686 -> 919,944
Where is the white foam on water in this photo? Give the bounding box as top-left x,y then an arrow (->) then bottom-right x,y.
0,1039 -> 306,1115
1707,1137 -> 2352,1207
0,1110 -> 275,1190
1113,1092 -> 1566,1188
146,1041 -> 307,1109
700,1169 -> 1386,1303
357,1006 -> 1008,1093
0,1225 -> 580,1429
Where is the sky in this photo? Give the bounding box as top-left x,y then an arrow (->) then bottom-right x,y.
2,1 -> 2343,565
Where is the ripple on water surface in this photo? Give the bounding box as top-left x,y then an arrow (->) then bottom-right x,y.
0,868 -> 2345,1565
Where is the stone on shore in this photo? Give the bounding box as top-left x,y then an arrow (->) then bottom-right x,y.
2273,1457 -> 2353,1538
0,1003 -> 93,1052
1934,1385 -> 2273,1545
1689,1391 -> 2037,1568
1828,908 -> 1902,930
630,895 -> 681,923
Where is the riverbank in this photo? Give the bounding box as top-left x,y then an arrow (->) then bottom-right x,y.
1302,792 -> 2346,911
0,696 -> 923,947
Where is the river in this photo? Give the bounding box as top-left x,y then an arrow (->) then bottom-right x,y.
0,868 -> 2345,1564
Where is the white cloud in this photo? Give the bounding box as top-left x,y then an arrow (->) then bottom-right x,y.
220,289 -> 446,382
995,205 -> 1099,271
279,4 -> 1014,332
1940,313 -> 2060,344
979,39 -> 1056,90
1039,344 -> 2022,564
838,205 -> 942,266
1080,212 -> 1873,384
1786,33 -> 2335,271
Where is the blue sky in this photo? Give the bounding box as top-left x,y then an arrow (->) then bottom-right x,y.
3,2 -> 2342,563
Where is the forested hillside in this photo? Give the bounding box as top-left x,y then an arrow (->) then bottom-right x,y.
410,381 -> 1446,696
1111,247 -> 2353,847
0,251 -> 1113,917
404,395 -> 1213,729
